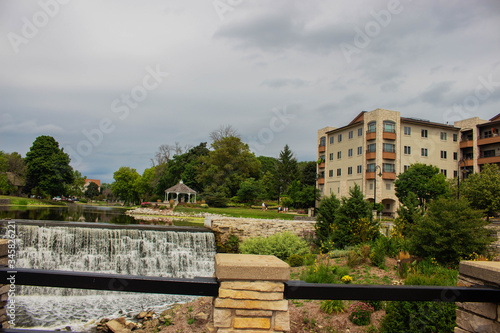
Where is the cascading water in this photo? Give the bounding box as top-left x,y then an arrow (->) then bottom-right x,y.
12,224 -> 216,330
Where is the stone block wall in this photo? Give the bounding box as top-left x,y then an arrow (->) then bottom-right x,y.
0,239 -> 9,328
213,254 -> 290,332
455,261 -> 500,332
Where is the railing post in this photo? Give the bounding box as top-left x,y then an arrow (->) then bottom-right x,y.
455,261 -> 500,332
0,239 -> 9,329
213,254 -> 290,332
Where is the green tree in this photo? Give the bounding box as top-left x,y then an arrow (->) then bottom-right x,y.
68,170 -> 86,198
24,136 -> 74,197
315,193 -> 341,252
298,161 -> 317,187
85,181 -> 100,200
197,135 -> 260,198
394,163 -> 449,210
134,167 -> 157,202
409,198 -> 493,266
236,178 -> 263,203
288,180 -> 319,209
276,145 -> 300,195
461,163 -> 500,220
111,167 -> 140,205
395,192 -> 423,237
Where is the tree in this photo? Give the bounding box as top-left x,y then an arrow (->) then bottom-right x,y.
236,178 -> 263,203
298,161 -> 317,187
287,180 -> 319,209
85,181 -> 100,200
134,167 -> 156,202
394,163 -> 449,209
197,135 -> 260,198
68,170 -> 86,198
315,193 -> 341,252
276,145 -> 300,195
461,163 -> 500,220
111,167 -> 140,205
409,198 -> 493,266
209,125 -> 240,142
24,136 -> 74,197
395,192 -> 423,237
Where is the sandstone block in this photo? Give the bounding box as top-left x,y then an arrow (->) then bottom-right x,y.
0,285 -> 9,295
459,302 -> 497,320
215,298 -> 288,311
215,254 -> 290,282
274,311 -> 290,331
234,317 -> 271,329
219,288 -> 283,301
220,281 -> 284,292
106,319 -> 131,333
454,326 -> 470,333
456,309 -> 500,333
235,310 -> 272,317
213,308 -> 232,328
0,240 -> 8,257
459,261 -> 500,287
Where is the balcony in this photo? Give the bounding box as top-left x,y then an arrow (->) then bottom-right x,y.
383,131 -> 396,140
382,152 -> 396,160
477,135 -> 500,146
461,159 -> 474,167
460,140 -> 474,149
478,156 -> 500,165
318,145 -> 326,153
318,162 -> 325,169
366,172 -> 375,180
366,151 -> 376,160
382,172 -> 396,180
366,131 -> 376,141
317,177 -> 325,185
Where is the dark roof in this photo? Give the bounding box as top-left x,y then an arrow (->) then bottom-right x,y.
401,117 -> 459,130
165,181 -> 197,194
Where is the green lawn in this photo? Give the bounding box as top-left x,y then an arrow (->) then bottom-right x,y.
174,206 -> 305,220
0,195 -> 66,207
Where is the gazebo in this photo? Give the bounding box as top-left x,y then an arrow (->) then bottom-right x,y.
164,180 -> 197,203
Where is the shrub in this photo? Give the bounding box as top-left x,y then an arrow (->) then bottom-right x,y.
79,198 -> 87,203
347,245 -> 370,268
288,254 -> 304,267
239,232 -> 310,261
320,300 -> 345,314
300,260 -> 349,284
365,300 -> 383,311
328,249 -> 350,259
370,237 -> 387,268
348,302 -> 374,326
200,203 -> 209,208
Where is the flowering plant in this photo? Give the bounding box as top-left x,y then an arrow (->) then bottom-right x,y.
348,302 -> 374,326
341,275 -> 352,284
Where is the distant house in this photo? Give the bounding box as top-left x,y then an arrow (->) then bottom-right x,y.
3,172 -> 25,196
84,179 -> 101,192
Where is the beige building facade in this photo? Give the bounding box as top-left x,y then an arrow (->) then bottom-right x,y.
317,108 -> 461,217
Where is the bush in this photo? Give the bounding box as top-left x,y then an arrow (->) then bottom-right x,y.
347,245 -> 370,268
320,300 -> 345,314
200,203 -> 209,208
300,261 -> 349,284
348,302 -> 374,326
217,234 -> 240,253
370,237 -> 387,268
287,254 -> 304,267
79,198 -> 87,203
365,300 -> 383,311
239,232 -> 310,261
204,193 -> 228,207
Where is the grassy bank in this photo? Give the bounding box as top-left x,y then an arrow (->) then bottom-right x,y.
0,195 -> 66,207
174,206 -> 304,220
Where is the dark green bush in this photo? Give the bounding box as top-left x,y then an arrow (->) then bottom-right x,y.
370,237 -> 387,268
239,232 -> 310,261
287,254 -> 304,267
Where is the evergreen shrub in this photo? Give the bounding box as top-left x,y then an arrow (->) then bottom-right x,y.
239,231 -> 310,261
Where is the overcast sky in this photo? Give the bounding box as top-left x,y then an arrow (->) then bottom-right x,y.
1,0 -> 500,183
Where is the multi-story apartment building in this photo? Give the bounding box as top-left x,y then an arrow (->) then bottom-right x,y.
317,108 -> 461,216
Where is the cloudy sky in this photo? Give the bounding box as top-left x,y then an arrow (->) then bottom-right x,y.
1,0 -> 500,183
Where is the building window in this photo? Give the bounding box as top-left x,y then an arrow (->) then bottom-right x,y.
383,163 -> 395,173
348,148 -> 353,157
348,167 -> 353,175
329,153 -> 334,160
320,136 -> 326,146
369,183 -> 373,190
383,120 -> 396,133
453,133 -> 458,142
441,169 -> 447,177
357,146 -> 362,155
338,134 -> 342,142
441,132 -> 447,141
329,136 -> 334,144
404,146 -> 411,155
348,131 -> 353,139
386,183 -> 391,190
337,168 -> 341,176
453,152 -> 458,160
421,148 -> 428,157
357,165 -> 362,173
329,170 -> 333,177
454,170 -> 458,178
367,121 -> 376,133
383,143 -> 395,152
367,143 -> 376,153
404,126 -> 411,135
358,128 -> 363,136
441,150 -> 447,159
337,151 -> 342,159
366,163 -> 375,172
484,150 -> 495,158
421,129 -> 428,138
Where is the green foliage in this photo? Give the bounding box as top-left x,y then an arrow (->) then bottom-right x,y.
204,192 -> 229,207
461,163 -> 500,219
348,302 -> 374,326
276,144 -> 300,194
216,234 -> 240,253
287,254 -> 304,267
394,163 -> 449,209
79,198 -> 88,203
409,198 -> 492,266
85,181 -> 100,199
370,237 -> 387,268
347,245 -> 371,268
320,300 -> 345,314
405,258 -> 458,287
365,300 -> 383,311
239,231 -> 310,261
236,178 -> 263,203
315,193 -> 340,252
300,262 -> 349,284
111,167 -> 140,205
24,136 -> 74,197
298,161 -> 317,187
395,191 -> 423,237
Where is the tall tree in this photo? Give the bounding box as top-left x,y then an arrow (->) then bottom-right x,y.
394,163 -> 449,209
135,167 -> 156,202
276,145 -> 300,195
111,167 -> 140,205
298,161 -> 317,186
315,193 -> 341,252
85,181 -> 100,200
24,136 -> 74,197
68,170 -> 86,198
461,163 -> 500,220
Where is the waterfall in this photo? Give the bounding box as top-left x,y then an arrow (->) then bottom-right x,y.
12,224 -> 216,329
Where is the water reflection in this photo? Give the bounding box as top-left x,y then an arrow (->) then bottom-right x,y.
0,204 -> 137,224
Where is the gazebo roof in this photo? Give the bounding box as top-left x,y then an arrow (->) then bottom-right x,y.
164,180 -> 197,194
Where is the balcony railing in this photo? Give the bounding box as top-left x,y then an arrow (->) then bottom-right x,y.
383,131 -> 396,140
318,162 -> 325,169
477,135 -> 500,146
478,155 -> 500,164
317,177 -> 325,185
382,151 -> 396,160
366,131 -> 376,140
382,172 -> 396,180
460,140 -> 474,149
366,151 -> 376,160
318,145 -> 326,153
